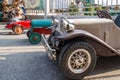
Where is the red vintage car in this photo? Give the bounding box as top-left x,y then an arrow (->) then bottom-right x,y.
6,20 -> 31,35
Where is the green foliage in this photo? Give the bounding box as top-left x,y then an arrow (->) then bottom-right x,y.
83,6 -> 103,16
85,3 -> 92,6
94,6 -> 102,11
69,3 -> 79,15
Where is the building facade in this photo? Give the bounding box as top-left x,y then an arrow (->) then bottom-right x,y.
24,0 -> 43,10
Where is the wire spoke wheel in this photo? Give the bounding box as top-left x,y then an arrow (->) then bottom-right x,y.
68,49 -> 91,74
29,32 -> 41,44
59,42 -> 97,80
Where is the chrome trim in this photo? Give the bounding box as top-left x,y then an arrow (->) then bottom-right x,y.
68,49 -> 91,74
41,34 -> 56,60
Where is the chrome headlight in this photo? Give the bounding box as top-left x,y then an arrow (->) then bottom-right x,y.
53,19 -> 59,26
66,23 -> 75,32
60,19 -> 75,32
52,19 -> 59,32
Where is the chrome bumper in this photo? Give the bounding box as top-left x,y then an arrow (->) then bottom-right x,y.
41,34 -> 56,60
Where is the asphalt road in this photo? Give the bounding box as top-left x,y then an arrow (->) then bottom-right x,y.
0,24 -> 120,80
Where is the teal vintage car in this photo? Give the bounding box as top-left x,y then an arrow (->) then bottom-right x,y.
27,19 -> 53,44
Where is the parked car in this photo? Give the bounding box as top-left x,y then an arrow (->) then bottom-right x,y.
27,19 -> 52,44
6,20 -> 31,35
41,17 -> 120,80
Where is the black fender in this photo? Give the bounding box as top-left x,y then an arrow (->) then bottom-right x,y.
56,30 -> 120,56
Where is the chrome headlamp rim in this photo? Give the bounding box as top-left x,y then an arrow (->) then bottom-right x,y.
60,19 -> 75,32
66,23 -> 75,32
53,19 -> 59,26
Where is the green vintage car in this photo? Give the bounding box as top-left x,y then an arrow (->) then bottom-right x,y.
27,19 -> 53,44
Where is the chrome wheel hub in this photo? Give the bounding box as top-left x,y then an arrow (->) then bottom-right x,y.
68,49 -> 91,74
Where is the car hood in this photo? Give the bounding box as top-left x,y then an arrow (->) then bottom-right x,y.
67,18 -> 113,26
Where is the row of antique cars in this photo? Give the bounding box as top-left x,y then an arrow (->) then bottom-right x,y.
3,10 -> 120,80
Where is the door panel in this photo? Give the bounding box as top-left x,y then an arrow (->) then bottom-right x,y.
107,22 -> 120,49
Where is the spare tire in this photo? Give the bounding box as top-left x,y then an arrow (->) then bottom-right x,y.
114,15 -> 120,27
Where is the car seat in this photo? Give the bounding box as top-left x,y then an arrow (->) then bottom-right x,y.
114,15 -> 120,27
97,10 -> 112,19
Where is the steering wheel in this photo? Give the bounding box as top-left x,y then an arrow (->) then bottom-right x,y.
97,10 -> 112,19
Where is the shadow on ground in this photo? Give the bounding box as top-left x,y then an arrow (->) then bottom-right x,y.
85,56 -> 120,80
0,52 -> 67,80
0,51 -> 120,80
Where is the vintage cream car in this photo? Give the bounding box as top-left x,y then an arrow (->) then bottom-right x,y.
41,16 -> 120,80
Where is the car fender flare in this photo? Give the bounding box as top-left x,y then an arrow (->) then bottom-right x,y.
13,23 -> 23,29
57,30 -> 120,55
